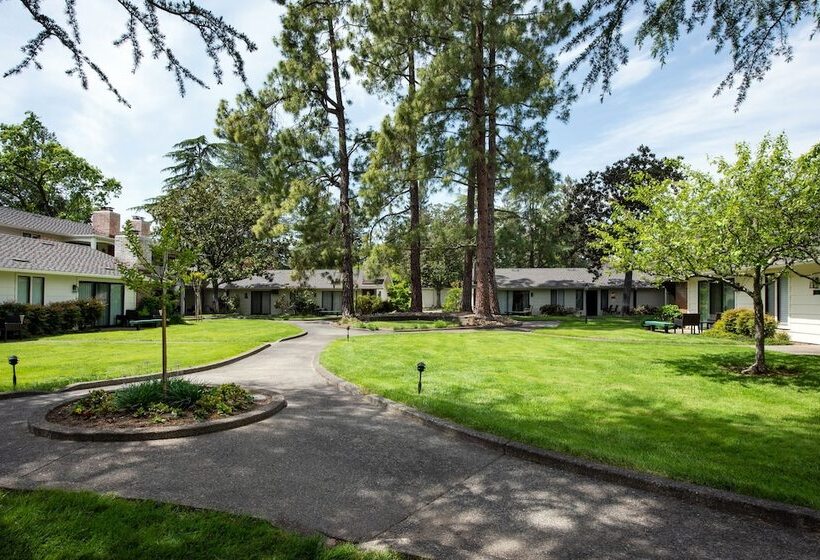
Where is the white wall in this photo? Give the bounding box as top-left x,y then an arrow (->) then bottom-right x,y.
422,287 -> 449,309
0,270 -> 135,311
786,264 -> 820,344
0,271 -> 14,302
636,289 -> 664,308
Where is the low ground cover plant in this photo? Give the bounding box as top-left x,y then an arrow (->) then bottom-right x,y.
71,380 -> 254,423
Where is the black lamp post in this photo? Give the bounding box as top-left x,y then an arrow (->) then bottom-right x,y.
347,325 -> 350,341
8,355 -> 18,390
417,362 -> 426,394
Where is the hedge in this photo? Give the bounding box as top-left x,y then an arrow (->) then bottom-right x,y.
0,299 -> 105,336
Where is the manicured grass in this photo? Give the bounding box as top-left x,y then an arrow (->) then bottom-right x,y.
0,488 -> 398,560
1,319 -> 303,392
322,317 -> 820,509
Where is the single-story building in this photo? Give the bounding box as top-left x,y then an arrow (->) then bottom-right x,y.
676,263 -> 820,345
222,269 -> 390,315
423,268 -> 665,314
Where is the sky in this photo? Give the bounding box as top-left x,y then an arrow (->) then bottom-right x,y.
1,1 -> 818,218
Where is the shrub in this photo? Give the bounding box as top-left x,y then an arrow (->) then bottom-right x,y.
711,308 -> 778,338
387,278 -> 411,311
72,390 -> 117,417
114,379 -> 204,411
196,383 -> 254,418
442,287 -> 462,312
355,295 -> 381,315
632,305 -> 658,316
0,299 -> 104,336
538,304 -> 573,316
373,299 -> 396,313
433,319 -> 450,329
660,304 -> 682,321
290,288 -> 320,315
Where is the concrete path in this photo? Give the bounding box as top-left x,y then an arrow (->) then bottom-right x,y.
0,321 -> 817,559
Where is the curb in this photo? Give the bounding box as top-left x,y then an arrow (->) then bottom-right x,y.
0,330 -> 307,398
28,388 -> 287,442
313,357 -> 820,532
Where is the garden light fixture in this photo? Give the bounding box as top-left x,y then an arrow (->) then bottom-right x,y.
8,355 -> 18,390
417,362 -> 426,394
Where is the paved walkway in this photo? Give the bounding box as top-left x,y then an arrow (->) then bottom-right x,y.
1,322 -> 817,559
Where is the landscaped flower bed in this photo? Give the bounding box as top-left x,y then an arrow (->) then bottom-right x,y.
47,379 -> 261,429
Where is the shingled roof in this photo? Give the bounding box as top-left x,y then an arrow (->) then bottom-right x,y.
224,269 -> 385,290
494,268 -> 658,289
0,233 -> 120,277
0,207 -> 94,237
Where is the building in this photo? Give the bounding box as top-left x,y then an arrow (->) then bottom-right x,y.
676,263 -> 820,345
0,207 -> 141,326
222,269 -> 390,315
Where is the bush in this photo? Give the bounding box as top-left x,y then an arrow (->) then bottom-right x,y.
433,319 -> 450,329
711,308 -> 778,338
72,390 -> 117,417
355,295 -> 381,315
442,287 -> 462,312
0,299 -> 104,336
373,299 -> 396,313
290,288 -> 320,315
632,305 -> 658,316
538,304 -> 574,316
196,383 -> 254,418
660,304 -> 682,321
387,278 -> 411,311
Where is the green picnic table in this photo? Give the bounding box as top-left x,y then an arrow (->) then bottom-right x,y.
129,318 -> 162,330
642,320 -> 675,333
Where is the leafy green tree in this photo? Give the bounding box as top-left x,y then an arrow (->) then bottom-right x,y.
0,112 -> 121,221
162,136 -> 223,189
117,221 -> 195,394
5,0 -> 255,106
564,0 -> 818,105
563,146 -> 682,313
421,204 -> 468,307
142,169 -> 286,312
598,133 -> 820,374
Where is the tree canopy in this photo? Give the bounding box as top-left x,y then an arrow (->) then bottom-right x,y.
0,111 -> 121,222
598,133 -> 820,372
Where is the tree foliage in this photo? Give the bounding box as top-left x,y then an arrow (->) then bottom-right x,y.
598,133 -> 820,373
0,111 -> 121,221
5,0 -> 256,106
564,0 -> 818,106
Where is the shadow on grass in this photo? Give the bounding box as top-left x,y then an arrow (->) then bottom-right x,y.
658,351 -> 820,391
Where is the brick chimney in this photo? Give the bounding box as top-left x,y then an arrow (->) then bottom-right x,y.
114,215 -> 153,266
91,207 -> 120,238
126,215 -> 151,236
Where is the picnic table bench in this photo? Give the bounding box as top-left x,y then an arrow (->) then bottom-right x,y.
642,320 -> 675,333
128,318 -> 162,330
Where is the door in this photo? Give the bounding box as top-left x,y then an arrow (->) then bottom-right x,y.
585,290 -> 597,316
512,291 -> 529,313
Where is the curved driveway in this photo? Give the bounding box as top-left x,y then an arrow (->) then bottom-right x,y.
0,321 -> 817,559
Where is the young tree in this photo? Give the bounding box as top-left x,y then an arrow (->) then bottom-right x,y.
0,112 -> 121,221
564,0 -> 818,106
564,146 -> 682,313
598,133 -> 820,374
5,0 -> 256,106
117,221 -> 195,394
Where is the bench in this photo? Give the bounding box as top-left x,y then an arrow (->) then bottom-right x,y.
2,315 -> 24,341
128,318 -> 162,330
643,320 -> 675,333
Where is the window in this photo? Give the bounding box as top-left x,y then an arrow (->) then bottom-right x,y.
811,276 -> 820,295
575,290 -> 584,311
698,280 -> 735,320
777,274 -> 789,324
16,275 -> 44,305
79,281 -> 125,326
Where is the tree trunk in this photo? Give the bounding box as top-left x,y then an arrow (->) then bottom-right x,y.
746,270 -> 768,374
328,17 -> 355,318
461,167 -> 476,312
436,287 -> 442,308
471,11 -> 494,319
622,269 -> 633,315
179,281 -> 186,316
408,47 -> 423,313
211,278 -> 220,314
486,34 -> 500,316
161,255 -> 168,396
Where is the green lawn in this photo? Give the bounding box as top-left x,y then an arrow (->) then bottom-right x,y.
0,489 -> 398,560
1,319 -> 302,392
321,317 -> 820,509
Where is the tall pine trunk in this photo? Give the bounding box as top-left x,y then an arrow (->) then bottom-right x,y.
461,166 -> 476,312
408,47 -> 423,312
621,270 -> 633,315
471,10 -> 494,318
486,33 -> 500,315
328,17 -> 355,318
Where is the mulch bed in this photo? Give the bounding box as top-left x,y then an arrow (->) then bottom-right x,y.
46,393 -> 272,430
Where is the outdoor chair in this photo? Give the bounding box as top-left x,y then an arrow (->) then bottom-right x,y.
2,315 -> 24,342
673,313 -> 700,334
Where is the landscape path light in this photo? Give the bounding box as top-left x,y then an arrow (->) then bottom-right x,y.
417,362 -> 426,394
8,355 -> 18,390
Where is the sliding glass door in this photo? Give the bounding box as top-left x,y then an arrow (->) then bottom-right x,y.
79,281 -> 125,326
